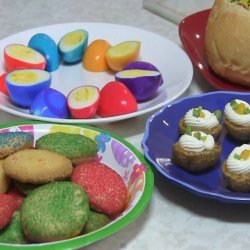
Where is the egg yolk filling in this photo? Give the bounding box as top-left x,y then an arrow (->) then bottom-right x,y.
118,69 -> 159,78
8,46 -> 36,60
72,87 -> 96,102
9,71 -> 39,85
63,31 -> 86,46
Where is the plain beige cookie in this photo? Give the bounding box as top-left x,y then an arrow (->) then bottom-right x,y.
3,149 -> 73,184
0,159 -> 11,193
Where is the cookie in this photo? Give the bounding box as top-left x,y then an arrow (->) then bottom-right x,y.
0,159 -> 11,193
3,149 -> 73,184
7,187 -> 25,210
20,181 -> 89,242
71,161 -> 127,215
35,132 -> 98,165
0,194 -> 17,229
84,210 -> 110,234
0,132 -> 33,159
0,211 -> 27,244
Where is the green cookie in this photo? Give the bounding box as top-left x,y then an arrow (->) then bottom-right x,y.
0,211 -> 27,244
35,132 -> 98,164
84,210 -> 110,234
20,181 -> 89,242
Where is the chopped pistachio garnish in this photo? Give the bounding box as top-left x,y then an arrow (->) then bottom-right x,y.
230,0 -> 250,9
200,136 -> 208,142
193,131 -> 201,140
234,149 -> 250,160
234,153 -> 241,160
192,106 -> 205,118
245,107 -> 250,114
185,125 -> 192,135
230,99 -> 249,115
230,100 -> 238,109
214,110 -> 222,121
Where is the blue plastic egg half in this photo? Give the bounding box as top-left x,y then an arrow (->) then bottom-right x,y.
28,33 -> 60,72
6,69 -> 51,108
30,88 -> 69,119
58,29 -> 88,63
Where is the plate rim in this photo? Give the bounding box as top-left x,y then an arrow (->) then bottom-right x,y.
142,90 -> 250,204
0,21 -> 193,125
179,8 -> 250,92
0,120 -> 154,249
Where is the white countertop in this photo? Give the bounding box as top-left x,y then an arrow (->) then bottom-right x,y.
0,1 -> 249,250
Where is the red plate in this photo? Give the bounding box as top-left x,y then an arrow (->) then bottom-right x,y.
179,9 -> 250,92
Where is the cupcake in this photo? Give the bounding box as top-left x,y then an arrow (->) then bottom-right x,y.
222,144 -> 250,192
224,99 -> 250,141
172,126 -> 221,172
179,106 -> 222,140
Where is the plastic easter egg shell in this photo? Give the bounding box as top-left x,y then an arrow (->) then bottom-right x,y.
28,33 -> 60,72
58,29 -> 89,63
6,69 -> 51,108
30,88 -> 69,118
4,44 -> 46,71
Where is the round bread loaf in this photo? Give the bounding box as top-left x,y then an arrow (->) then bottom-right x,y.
205,0 -> 250,87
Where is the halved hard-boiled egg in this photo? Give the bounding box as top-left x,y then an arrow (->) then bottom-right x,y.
67,85 -> 100,119
6,69 -> 51,108
28,33 -> 60,72
83,39 -> 111,72
59,29 -> 88,63
4,44 -> 46,71
105,41 -> 141,72
30,88 -> 69,118
115,61 -> 163,101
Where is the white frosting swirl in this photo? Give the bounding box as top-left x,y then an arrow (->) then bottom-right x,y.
179,131 -> 215,152
224,99 -> 250,126
226,144 -> 250,174
184,108 -> 219,129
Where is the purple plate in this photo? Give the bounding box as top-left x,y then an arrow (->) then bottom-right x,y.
142,91 -> 250,203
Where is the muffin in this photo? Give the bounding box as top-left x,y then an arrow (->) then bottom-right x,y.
224,99 -> 250,141
179,106 -> 222,139
222,144 -> 250,192
172,127 -> 221,172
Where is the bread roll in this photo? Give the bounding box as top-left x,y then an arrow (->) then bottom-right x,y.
205,0 -> 250,87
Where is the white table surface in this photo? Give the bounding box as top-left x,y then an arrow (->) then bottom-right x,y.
0,1 -> 249,250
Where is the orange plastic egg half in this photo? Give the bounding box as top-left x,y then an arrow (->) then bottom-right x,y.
83,39 -> 111,72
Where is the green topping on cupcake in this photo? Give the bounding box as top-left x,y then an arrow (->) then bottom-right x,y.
234,149 -> 250,160
213,110 -> 222,121
230,99 -> 250,115
185,125 -> 192,135
192,106 -> 205,118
